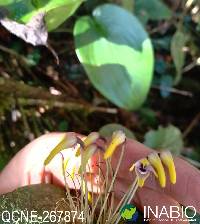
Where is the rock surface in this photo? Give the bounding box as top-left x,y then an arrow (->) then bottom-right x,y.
0,184 -> 73,224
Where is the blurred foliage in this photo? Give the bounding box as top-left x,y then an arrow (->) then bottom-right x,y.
144,125 -> 184,155
135,0 -> 172,24
0,0 -> 199,179
99,123 -> 136,139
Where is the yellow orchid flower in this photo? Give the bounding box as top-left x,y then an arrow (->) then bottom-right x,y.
160,151 -> 176,184
75,132 -> 100,157
104,130 -> 126,159
130,158 -> 157,187
44,133 -> 77,166
148,152 -> 166,188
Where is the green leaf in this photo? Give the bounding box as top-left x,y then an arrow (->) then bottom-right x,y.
58,120 -> 69,131
74,4 -> 154,110
139,107 -> 157,126
135,0 -> 172,24
121,0 -> 134,12
99,123 -> 135,139
0,0 -> 83,31
171,30 -> 188,84
144,125 -> 184,155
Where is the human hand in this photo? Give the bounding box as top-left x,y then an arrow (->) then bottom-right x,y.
0,132 -> 199,224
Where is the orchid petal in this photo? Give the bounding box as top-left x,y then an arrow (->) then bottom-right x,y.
148,152 -> 166,188
44,133 -> 77,165
104,130 -> 126,159
160,151 -> 176,184
79,144 -> 97,173
76,132 -> 100,157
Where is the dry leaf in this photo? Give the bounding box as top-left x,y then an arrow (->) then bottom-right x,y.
0,11 -> 59,64
0,12 -> 47,46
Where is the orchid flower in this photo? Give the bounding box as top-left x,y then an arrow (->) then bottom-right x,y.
130,151 -> 177,188
104,130 -> 126,159
148,152 -> 167,188
129,158 -> 157,187
160,150 -> 176,184
44,133 -> 78,165
75,132 -> 100,157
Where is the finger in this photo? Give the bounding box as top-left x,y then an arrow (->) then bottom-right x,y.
135,187 -> 189,224
114,179 -> 189,224
110,139 -> 200,213
28,164 -> 45,185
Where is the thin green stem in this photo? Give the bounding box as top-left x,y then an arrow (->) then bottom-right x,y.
60,153 -> 76,211
96,144 -> 125,224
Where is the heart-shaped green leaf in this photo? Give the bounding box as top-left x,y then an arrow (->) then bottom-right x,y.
74,4 -> 154,110
0,0 -> 83,31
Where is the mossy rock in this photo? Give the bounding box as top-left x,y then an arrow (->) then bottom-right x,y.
0,184 -> 74,224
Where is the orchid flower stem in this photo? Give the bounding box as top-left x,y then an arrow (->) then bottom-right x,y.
87,164 -> 94,222
96,144 -> 125,224
84,175 -> 88,223
90,153 -> 106,222
102,160 -> 110,223
60,152 -> 76,211
115,183 -> 139,224
124,179 -> 138,206
118,178 -> 137,214
115,183 -> 138,224
80,148 -> 84,213
111,178 -> 138,224
107,191 -> 115,222
90,179 -> 106,221
103,159 -> 112,221
126,182 -> 139,204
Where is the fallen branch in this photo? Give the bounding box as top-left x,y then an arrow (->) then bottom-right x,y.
0,78 -> 117,114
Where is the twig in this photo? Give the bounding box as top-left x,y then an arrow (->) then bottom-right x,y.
0,44 -> 27,63
18,98 -> 117,114
0,77 -> 117,114
182,61 -> 197,73
152,85 -> 193,97
183,112 -> 200,138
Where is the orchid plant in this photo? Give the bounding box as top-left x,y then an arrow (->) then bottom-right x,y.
44,130 -> 176,223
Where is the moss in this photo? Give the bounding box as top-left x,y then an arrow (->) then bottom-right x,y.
0,184 -> 72,224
